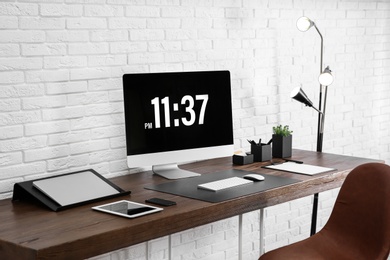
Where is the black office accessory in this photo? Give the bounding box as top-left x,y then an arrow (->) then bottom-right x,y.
251,143 -> 271,162
284,159 -> 304,164
145,169 -> 300,203
146,198 -> 177,206
272,134 -> 292,158
12,169 -> 131,211
233,153 -> 254,165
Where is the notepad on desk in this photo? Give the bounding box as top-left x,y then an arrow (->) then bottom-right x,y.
263,162 -> 336,176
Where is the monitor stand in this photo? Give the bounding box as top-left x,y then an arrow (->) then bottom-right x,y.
152,164 -> 201,179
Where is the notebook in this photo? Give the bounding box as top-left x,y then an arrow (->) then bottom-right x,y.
263,162 -> 336,176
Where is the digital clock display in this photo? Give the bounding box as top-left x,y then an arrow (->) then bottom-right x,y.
149,95 -> 209,128
123,71 -> 233,155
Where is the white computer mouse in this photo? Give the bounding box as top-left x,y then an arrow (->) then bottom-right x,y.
243,174 -> 265,182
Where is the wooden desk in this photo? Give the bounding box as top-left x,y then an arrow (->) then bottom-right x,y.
0,150 -> 381,259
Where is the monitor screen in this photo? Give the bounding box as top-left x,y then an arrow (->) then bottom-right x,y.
122,70 -> 234,179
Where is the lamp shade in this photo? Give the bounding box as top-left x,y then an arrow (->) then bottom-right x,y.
318,66 -> 334,86
291,87 -> 313,107
296,16 -> 314,32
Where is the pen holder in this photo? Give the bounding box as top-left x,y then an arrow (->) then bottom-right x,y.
251,144 -> 271,162
233,153 -> 254,165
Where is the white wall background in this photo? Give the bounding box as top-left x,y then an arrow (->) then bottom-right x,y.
0,0 -> 389,259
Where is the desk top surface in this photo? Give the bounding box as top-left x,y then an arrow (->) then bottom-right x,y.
0,150 -> 381,259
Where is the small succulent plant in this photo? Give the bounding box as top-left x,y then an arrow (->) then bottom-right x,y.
272,125 -> 293,137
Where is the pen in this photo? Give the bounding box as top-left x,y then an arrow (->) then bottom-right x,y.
284,159 -> 304,164
261,161 -> 283,168
247,139 -> 258,146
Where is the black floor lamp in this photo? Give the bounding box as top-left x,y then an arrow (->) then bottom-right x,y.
291,16 -> 334,236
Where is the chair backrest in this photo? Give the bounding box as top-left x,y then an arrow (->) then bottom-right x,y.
322,162 -> 390,259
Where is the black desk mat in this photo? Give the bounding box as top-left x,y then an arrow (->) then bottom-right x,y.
145,169 -> 301,203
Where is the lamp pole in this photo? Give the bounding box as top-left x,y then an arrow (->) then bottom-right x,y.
296,17 -> 333,236
314,23 -> 324,153
312,22 -> 324,237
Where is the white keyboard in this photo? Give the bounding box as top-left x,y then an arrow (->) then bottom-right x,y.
198,177 -> 253,192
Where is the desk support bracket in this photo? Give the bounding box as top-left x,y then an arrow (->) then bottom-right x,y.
239,214 -> 243,260
259,208 -> 265,255
310,193 -> 319,236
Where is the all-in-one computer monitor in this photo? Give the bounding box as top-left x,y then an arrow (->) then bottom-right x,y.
122,70 -> 234,179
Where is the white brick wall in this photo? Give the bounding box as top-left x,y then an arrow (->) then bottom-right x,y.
1,0 -> 389,259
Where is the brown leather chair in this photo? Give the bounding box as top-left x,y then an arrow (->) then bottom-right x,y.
259,162 -> 390,260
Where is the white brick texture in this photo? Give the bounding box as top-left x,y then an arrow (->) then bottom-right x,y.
1,0 -> 389,259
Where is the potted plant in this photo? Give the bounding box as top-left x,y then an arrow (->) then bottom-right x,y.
272,125 -> 293,158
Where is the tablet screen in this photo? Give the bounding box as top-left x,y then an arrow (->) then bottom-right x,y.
33,170 -> 120,206
92,200 -> 163,218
